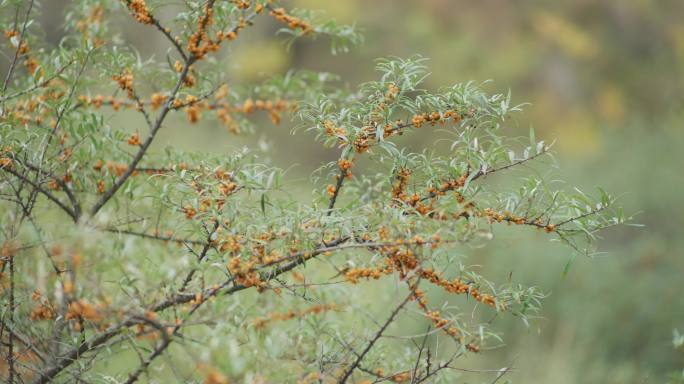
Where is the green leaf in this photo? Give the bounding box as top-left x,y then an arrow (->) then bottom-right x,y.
561,253 -> 576,279
529,127 -> 536,153
260,193 -> 267,216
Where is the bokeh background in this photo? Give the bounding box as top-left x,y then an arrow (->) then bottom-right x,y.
35,0 -> 684,382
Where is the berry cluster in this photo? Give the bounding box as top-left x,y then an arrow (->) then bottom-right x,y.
268,7 -> 314,34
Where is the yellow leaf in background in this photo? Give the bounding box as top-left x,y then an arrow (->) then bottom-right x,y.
532,11 -> 598,60
231,42 -> 288,81
553,110 -> 602,156
667,24 -> 684,71
293,0 -> 358,23
595,84 -> 626,126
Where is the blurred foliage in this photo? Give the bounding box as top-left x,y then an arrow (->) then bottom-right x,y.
6,0 -> 683,382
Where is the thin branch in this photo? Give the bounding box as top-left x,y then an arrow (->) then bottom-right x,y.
472,148 -> 550,180
410,326 -> 431,383
7,247 -> 16,383
124,226 -> 220,384
555,205 -> 608,228
178,221 -> 220,292
102,227 -> 207,246
420,147 -> 550,203
326,166 -> 347,215
13,158 -> 82,220
338,290 -> 415,383
0,58 -> 75,102
89,60 -> 192,217
122,0 -> 188,61
0,167 -> 78,220
1,0 -> 35,96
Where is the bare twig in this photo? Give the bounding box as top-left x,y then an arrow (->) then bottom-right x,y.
0,167 -> 78,220
338,290 -> 415,383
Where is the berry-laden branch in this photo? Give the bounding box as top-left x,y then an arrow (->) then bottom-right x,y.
88,60 -> 192,217
121,0 -> 189,61
0,1 -> 627,383
89,1 -> 263,218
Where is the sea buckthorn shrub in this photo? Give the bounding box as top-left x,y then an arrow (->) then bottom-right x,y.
0,1 -> 627,383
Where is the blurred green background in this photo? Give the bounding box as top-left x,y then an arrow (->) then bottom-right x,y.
37,0 -> 684,382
